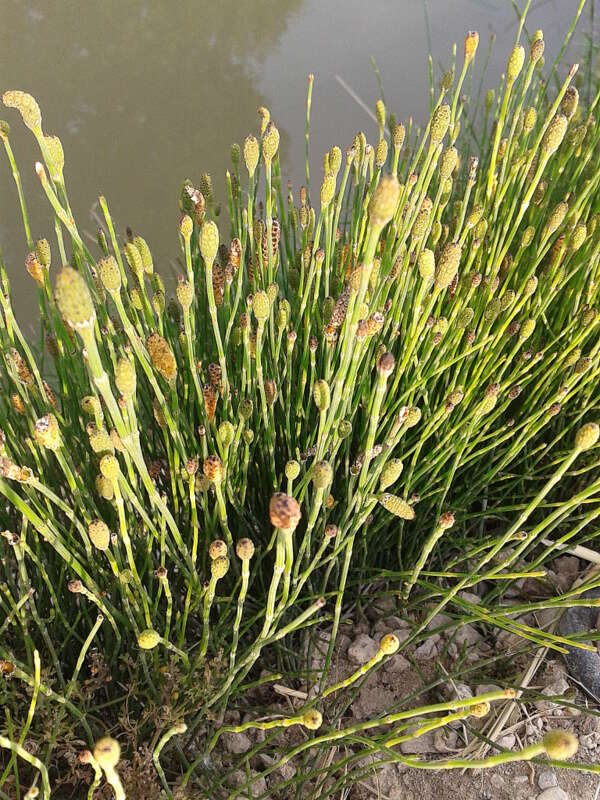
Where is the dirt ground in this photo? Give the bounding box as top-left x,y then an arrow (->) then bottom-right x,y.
371,761 -> 599,800
212,559 -> 600,800
322,613 -> 600,800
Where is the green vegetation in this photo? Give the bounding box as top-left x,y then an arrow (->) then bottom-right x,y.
0,6 -> 599,798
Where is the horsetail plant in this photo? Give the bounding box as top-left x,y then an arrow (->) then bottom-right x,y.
0,9 -> 599,797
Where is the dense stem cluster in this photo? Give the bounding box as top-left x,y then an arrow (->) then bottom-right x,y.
0,12 -> 599,798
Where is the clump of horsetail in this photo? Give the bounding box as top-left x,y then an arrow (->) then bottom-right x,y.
0,12 -> 598,798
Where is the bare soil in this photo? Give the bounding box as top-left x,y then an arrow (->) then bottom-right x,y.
209,558 -> 600,800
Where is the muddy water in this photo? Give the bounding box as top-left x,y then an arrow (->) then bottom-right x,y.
0,0 -> 586,325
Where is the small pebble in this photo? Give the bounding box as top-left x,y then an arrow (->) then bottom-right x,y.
454,622 -> 482,646
230,769 -> 267,797
222,731 -> 252,754
537,788 -> 569,800
374,614 -> 411,633
538,770 -> 558,790
534,677 -> 570,712
433,728 -> 457,752
383,653 -> 410,673
453,682 -> 473,700
427,612 -> 453,630
458,590 -> 482,604
497,733 -> 516,749
366,595 -> 395,619
399,731 -> 437,754
490,773 -> 504,789
414,635 -> 439,659
347,634 -> 379,665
